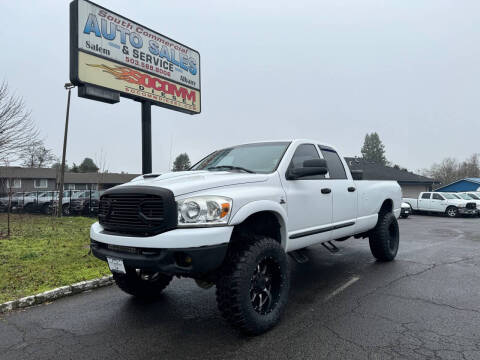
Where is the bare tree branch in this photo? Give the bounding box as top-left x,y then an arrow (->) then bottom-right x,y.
0,81 -> 40,163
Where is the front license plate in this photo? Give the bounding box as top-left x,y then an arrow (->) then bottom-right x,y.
107,257 -> 126,274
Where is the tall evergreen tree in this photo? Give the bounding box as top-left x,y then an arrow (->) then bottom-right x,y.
361,132 -> 387,165
172,153 -> 191,172
78,158 -> 99,173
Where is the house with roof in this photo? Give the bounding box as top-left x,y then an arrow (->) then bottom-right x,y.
0,166 -> 140,195
344,157 -> 438,198
434,178 -> 480,192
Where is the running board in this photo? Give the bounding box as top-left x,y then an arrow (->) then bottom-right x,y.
289,250 -> 309,264
321,241 -> 340,254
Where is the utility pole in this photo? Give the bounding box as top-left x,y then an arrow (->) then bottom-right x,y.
58,83 -> 75,217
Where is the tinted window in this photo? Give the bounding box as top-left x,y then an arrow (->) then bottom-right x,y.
319,146 -> 347,180
432,193 -> 444,200
288,144 -> 323,179
421,193 -> 431,199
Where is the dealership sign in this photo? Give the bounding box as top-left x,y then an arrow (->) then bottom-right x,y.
70,0 -> 201,114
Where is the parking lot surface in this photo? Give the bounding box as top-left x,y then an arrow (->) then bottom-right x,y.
1,215 -> 479,360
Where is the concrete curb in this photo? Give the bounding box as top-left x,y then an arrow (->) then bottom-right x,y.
0,275 -> 114,314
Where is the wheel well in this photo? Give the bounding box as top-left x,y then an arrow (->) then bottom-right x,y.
379,199 -> 393,215
231,211 -> 283,247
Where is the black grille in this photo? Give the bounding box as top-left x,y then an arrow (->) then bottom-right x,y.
98,186 -> 177,236
466,202 -> 476,209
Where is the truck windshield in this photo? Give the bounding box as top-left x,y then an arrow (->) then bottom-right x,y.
468,193 -> 480,200
442,193 -> 457,199
457,193 -> 472,200
191,142 -> 290,174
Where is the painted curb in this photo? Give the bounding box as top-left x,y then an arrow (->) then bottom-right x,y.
0,275 -> 114,314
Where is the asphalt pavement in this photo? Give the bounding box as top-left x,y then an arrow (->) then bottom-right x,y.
1,215 -> 479,360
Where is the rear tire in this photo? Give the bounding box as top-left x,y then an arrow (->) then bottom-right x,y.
62,204 -> 71,216
369,212 -> 399,262
216,236 -> 290,335
445,206 -> 458,218
42,203 -> 52,215
113,268 -> 172,299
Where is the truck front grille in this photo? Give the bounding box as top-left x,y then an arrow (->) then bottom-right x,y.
98,186 -> 177,236
466,202 -> 477,209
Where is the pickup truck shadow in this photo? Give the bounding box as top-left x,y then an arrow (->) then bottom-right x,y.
112,241 -> 379,346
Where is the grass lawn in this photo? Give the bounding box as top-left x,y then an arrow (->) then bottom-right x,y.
0,214 -> 110,303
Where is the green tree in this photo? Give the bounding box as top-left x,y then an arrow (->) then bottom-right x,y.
71,163 -> 79,173
51,162 -> 70,172
361,132 -> 387,165
172,153 -> 191,172
78,158 -> 99,173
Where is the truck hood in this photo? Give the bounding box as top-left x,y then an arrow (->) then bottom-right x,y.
120,171 -> 268,197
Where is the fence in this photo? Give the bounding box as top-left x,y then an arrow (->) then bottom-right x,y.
0,190 -> 102,217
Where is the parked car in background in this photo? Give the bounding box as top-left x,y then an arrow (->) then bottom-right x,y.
400,202 -> 411,218
21,191 -> 56,214
58,190 -> 100,215
451,193 -> 480,216
403,192 -> 478,217
465,192 -> 480,201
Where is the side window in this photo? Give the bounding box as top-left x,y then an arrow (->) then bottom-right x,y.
432,193 -> 444,201
288,144 -> 323,179
319,146 -> 347,180
421,193 -> 431,199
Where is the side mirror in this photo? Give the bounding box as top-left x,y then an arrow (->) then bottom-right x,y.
351,170 -> 363,180
286,159 -> 328,180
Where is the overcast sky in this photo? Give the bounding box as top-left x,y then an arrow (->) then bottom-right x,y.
1,0 -> 479,174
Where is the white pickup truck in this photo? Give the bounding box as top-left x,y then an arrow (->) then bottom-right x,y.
90,139 -> 402,334
403,192 -> 479,217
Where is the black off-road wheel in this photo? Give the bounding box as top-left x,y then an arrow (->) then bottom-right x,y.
216,236 -> 290,335
113,268 -> 173,299
369,212 -> 399,262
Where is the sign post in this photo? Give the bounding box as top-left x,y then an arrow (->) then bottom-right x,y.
141,102 -> 152,174
70,0 -> 200,174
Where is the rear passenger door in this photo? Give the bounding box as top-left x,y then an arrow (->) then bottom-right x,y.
319,145 -> 357,239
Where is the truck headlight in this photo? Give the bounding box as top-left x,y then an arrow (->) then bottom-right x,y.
177,196 -> 232,227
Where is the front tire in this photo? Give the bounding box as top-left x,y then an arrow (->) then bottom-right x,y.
216,236 -> 290,335
445,206 -> 458,218
113,268 -> 173,299
369,212 -> 399,262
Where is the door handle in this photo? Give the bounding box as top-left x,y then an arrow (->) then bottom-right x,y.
348,187 -> 356,192
321,188 -> 331,194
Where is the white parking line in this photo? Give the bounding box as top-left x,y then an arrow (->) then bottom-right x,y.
324,276 -> 360,302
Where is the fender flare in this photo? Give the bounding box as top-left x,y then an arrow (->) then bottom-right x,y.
229,200 -> 288,249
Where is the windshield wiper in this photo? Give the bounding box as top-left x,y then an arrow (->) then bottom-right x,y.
207,165 -> 255,173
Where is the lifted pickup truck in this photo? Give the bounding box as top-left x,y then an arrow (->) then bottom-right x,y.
403,191 -> 478,217
90,140 -> 402,334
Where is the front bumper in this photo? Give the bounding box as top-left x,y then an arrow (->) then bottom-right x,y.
90,222 -> 233,276
91,240 -> 228,276
458,208 -> 479,215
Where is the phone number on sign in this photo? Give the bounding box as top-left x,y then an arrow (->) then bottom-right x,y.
125,56 -> 172,78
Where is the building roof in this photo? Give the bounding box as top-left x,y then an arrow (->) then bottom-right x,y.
0,167 -> 139,184
344,157 -> 437,184
434,178 -> 480,192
